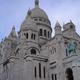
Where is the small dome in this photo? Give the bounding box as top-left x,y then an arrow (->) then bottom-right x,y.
29,7 -> 49,20
21,17 -> 38,31
8,26 -> 17,38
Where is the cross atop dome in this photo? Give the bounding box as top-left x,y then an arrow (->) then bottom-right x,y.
35,0 -> 39,7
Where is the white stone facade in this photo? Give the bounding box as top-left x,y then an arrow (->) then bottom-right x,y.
0,0 -> 80,80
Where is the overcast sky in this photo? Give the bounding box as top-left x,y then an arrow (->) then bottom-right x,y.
0,0 -> 80,41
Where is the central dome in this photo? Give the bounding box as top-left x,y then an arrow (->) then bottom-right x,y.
30,7 -> 49,20
26,0 -> 49,20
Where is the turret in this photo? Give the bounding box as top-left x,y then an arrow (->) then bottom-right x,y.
54,21 -> 65,80
2,26 -> 17,61
8,26 -> 17,39
63,20 -> 75,31
63,20 -> 76,38
54,21 -> 62,36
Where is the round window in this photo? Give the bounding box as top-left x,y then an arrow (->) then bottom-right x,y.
31,49 -> 36,55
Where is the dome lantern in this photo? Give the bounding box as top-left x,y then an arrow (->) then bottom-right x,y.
35,0 -> 39,7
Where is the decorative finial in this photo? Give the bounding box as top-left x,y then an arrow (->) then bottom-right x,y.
55,20 -> 61,27
27,8 -> 31,16
35,0 -> 39,7
70,19 -> 72,23
12,25 -> 15,31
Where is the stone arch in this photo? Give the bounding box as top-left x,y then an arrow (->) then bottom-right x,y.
65,68 -> 74,80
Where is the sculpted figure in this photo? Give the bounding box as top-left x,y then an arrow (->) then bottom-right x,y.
66,41 -> 77,56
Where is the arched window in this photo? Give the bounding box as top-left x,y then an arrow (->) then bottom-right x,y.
24,33 -> 28,39
39,63 -> 41,78
31,33 -> 36,40
55,74 -> 57,80
34,34 -> 36,40
34,67 -> 37,78
48,31 -> 50,38
43,67 -> 46,78
16,48 -> 19,55
34,18 -> 38,21
51,74 -> 57,80
65,68 -> 74,80
39,18 -> 42,21
44,30 -> 47,37
31,49 -> 36,55
70,25 -> 73,29
39,29 -> 43,36
52,74 -> 54,80
26,33 -> 28,39
31,33 -> 34,39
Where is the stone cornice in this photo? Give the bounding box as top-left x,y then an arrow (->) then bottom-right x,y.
24,55 -> 48,62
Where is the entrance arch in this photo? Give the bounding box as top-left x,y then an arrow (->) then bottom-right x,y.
65,68 -> 74,80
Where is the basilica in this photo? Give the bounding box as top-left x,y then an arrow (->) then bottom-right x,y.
0,0 -> 80,80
